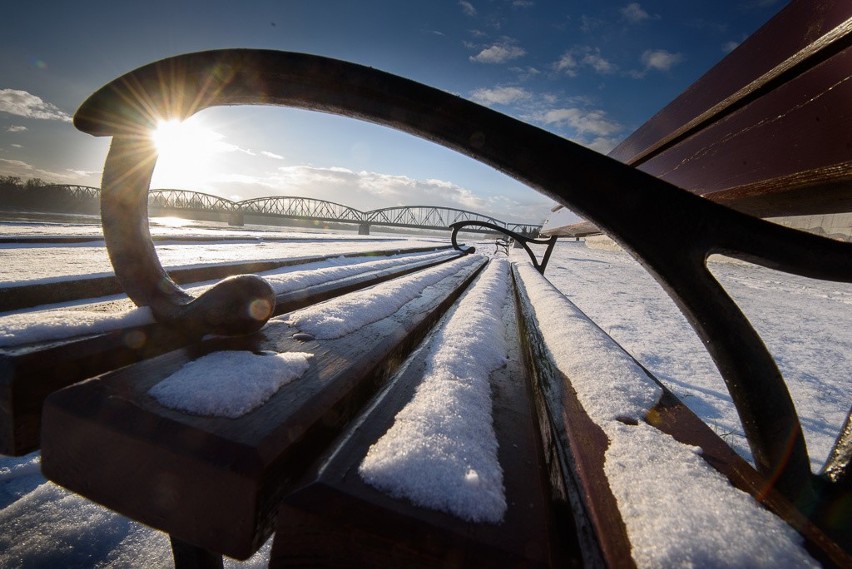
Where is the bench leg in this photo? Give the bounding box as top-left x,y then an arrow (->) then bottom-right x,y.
170,536 -> 224,569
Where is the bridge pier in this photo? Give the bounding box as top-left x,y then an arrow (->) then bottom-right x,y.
358,223 -> 370,235
228,211 -> 245,226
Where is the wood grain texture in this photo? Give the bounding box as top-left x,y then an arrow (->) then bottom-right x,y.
512,263 -> 851,568
40,257 -> 485,559
512,267 -> 635,569
0,248 -> 460,456
606,0 -> 852,217
635,45 -> 852,215
270,275 -> 573,567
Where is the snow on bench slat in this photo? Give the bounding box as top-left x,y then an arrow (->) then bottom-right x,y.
514,262 -> 819,569
262,249 -> 457,291
148,350 -> 312,418
0,250 -> 456,348
0,307 -> 154,349
285,254 -> 482,340
359,258 -> 510,523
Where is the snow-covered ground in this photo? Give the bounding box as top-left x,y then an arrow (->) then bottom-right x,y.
0,218 -> 446,287
535,239 -> 851,471
0,222 -> 849,568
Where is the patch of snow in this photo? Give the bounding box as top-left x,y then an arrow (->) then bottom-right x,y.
0,236 -> 447,286
0,467 -> 270,568
525,240 -> 852,472
1,228 -> 847,567
148,350 -> 312,418
262,249 -> 456,294
0,307 -> 154,348
606,421 -> 820,569
0,250 -> 456,349
285,254 -> 481,339
513,261 -> 819,568
359,258 -> 509,523
514,262 -> 661,423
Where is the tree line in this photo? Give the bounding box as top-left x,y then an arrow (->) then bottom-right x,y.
0,177 -> 99,214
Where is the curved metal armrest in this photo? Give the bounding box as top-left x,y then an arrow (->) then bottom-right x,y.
449,221 -> 557,274
76,49 -> 852,509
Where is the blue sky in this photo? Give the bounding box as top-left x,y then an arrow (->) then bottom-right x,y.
1,0 -> 784,224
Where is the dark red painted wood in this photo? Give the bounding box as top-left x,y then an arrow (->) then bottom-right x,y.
512,268 -> 635,569
513,263 -> 851,568
635,44 -> 852,217
0,248 -> 460,456
271,287 -> 567,567
40,257 -> 485,559
607,0 -> 852,217
610,0 -> 851,166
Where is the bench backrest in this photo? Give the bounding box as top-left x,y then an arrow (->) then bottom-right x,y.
545,0 -> 852,237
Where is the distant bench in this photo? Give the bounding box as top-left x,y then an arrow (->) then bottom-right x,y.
2,0 -> 851,566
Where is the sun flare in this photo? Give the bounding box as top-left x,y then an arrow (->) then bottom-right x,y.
150,116 -> 225,189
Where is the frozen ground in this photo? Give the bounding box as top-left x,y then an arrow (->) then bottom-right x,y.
0,218 -> 445,286
533,240 -> 851,471
0,224 -> 849,567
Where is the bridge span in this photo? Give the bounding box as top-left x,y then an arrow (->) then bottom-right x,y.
46,186 -> 542,236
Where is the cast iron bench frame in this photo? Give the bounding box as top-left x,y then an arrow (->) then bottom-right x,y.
2,1 -> 850,565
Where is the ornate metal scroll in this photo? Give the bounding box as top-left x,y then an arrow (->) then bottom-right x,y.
449,220 -> 557,274
75,49 -> 851,511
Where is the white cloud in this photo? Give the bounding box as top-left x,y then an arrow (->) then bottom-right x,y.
0,158 -> 96,183
261,150 -> 284,160
585,136 -> 623,154
0,158 -> 32,171
470,86 -> 531,106
621,3 -> 650,24
531,108 -> 622,138
554,52 -> 579,76
555,47 -> 616,76
7,125 -> 27,133
66,168 -> 101,177
580,15 -> 603,34
640,49 -> 683,71
11,144 -> 22,148
219,165 -> 495,214
0,89 -> 71,122
582,52 -> 616,74
509,66 -> 541,80
459,1 -> 476,17
722,40 -> 740,53
470,41 -> 526,64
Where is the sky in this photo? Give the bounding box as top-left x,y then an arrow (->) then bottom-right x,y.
0,0 -> 786,225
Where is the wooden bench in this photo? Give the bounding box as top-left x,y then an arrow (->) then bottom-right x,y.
2,0 -> 850,566
0,244 -> 463,456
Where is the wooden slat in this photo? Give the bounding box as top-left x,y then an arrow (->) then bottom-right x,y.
646,391 -> 852,569
512,265 -> 852,569
512,267 -> 634,569
635,44 -> 852,217
39,256 -> 485,559
609,0 -> 852,167
0,250 -> 462,456
603,0 -> 852,218
270,272 -> 573,567
0,244 -> 453,311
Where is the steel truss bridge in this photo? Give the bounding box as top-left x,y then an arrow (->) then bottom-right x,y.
47,186 -> 542,235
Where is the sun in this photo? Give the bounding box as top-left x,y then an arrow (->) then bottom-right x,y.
150,116 -> 225,189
